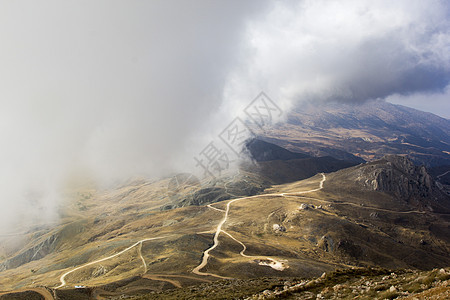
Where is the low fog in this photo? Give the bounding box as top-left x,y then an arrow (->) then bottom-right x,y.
0,0 -> 449,234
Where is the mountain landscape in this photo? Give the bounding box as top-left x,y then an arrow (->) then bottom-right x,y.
1,101 -> 449,299
1,2 -> 450,299
257,100 -> 450,167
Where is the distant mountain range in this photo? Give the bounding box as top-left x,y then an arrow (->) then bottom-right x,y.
257,100 -> 450,167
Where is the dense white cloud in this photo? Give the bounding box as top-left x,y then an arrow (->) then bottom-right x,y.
0,0 -> 449,233
0,0 -> 270,233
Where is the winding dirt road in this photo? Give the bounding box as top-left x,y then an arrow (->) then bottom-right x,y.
206,204 -> 225,213
193,173 -> 326,278
142,274 -> 182,288
56,236 -> 167,289
19,170 -> 429,293
137,241 -> 147,273
281,173 -> 326,196
222,230 -> 287,270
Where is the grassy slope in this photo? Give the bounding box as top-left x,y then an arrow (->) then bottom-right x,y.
0,170 -> 449,298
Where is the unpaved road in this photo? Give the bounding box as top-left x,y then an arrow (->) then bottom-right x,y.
137,241 -> 147,273
194,172 -> 427,278
193,173 -> 326,278
56,236 -> 167,289
10,171 -> 430,294
222,230 -> 287,271
142,274 -> 182,288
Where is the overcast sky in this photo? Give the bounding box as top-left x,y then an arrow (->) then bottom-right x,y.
0,0 -> 449,233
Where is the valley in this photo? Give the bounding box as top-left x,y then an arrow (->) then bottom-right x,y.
1,149 -> 449,299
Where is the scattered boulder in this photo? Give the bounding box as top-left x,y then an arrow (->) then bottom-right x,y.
299,203 -> 310,210
92,265 -> 107,277
272,224 -> 286,232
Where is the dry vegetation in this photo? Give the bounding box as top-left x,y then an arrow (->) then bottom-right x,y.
0,164 -> 449,299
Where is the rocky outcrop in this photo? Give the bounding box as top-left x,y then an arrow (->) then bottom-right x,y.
272,224 -> 286,232
357,155 -> 435,199
345,155 -> 450,212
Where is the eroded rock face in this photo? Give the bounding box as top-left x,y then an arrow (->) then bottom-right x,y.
343,155 -> 450,213
357,155 -> 434,199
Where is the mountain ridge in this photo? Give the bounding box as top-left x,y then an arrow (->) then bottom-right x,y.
257,99 -> 450,167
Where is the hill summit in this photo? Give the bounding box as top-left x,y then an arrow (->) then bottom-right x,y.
329,155 -> 450,213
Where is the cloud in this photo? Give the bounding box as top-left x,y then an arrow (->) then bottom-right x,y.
223,0 -> 450,112
0,0 -> 449,233
0,0 -> 269,233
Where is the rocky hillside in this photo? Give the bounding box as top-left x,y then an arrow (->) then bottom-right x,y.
126,268 -> 450,300
328,155 -> 450,213
357,155 -> 434,198
0,148 -> 448,299
257,100 -> 450,167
